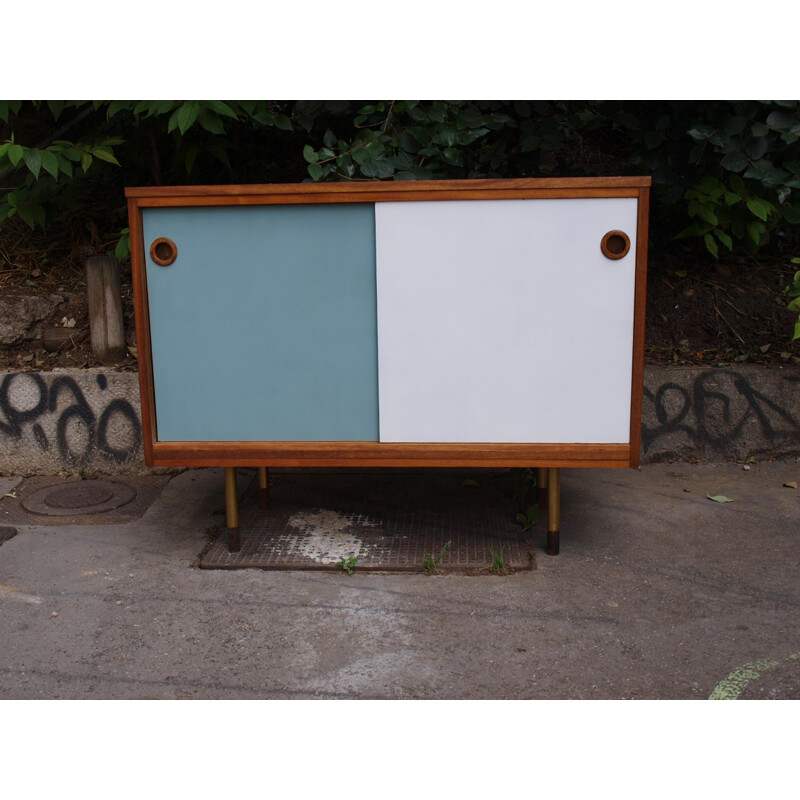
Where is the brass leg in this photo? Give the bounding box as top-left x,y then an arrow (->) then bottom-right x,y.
546,467 -> 560,556
258,466 -> 271,510
537,467 -> 548,509
225,466 -> 240,552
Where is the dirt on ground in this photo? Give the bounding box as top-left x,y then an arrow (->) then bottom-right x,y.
1,217 -> 799,372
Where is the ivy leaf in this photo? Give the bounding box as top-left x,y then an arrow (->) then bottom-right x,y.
107,100 -> 132,118
23,148 -> 42,178
252,111 -> 276,127
766,109 -> 795,130
707,494 -> 734,503
714,229 -> 733,250
91,147 -> 120,166
687,127 -> 712,141
8,143 -> 23,166
114,228 -> 130,260
676,222 -> 709,239
40,149 -> 59,178
703,233 -> 719,259
303,145 -> 318,164
720,152 -> 748,172
274,115 -> 293,131
696,204 -> 719,225
0,100 -> 22,122
141,100 -> 178,117
744,136 -> 768,160
307,162 -> 323,180
746,197 -> 772,221
747,220 -> 764,244
56,154 -> 73,178
197,108 -> 225,135
176,101 -> 200,134
323,128 -> 337,149
203,100 -> 238,120
359,156 -> 394,178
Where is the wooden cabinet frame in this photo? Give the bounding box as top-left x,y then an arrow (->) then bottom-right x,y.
127,177 -> 650,469
127,177 -> 650,554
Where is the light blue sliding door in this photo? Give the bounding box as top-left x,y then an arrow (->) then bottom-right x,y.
143,203 -> 378,441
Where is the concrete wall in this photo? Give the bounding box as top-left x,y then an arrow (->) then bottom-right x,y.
642,365 -> 800,463
1,365 -> 798,475
0,369 -> 143,475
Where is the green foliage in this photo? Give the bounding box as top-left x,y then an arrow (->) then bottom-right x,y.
675,101 -> 800,257
0,100 -> 302,252
488,546 -> 507,573
422,540 -> 452,573
3,100 -> 800,340
515,504 -> 540,532
503,467 -> 538,504
115,227 -> 130,261
786,257 -> 800,340
336,556 -> 357,575
299,100 -> 589,182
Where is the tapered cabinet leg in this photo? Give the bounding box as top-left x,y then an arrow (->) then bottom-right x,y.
537,467 -> 548,509
225,466 -> 241,552
258,466 -> 271,510
546,467 -> 560,556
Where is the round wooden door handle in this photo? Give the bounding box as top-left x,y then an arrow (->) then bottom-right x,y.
150,237 -> 178,266
600,230 -> 631,260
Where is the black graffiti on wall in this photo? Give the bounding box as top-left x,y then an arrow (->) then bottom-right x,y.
642,369 -> 800,454
0,372 -> 141,465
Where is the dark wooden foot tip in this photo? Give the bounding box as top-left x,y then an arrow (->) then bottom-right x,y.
259,488 -> 271,511
546,531 -> 560,556
227,527 -> 241,553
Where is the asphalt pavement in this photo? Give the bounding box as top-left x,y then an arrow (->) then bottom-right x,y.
0,461 -> 798,700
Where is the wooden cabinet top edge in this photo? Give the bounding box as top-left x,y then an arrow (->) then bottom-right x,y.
125,176 -> 652,202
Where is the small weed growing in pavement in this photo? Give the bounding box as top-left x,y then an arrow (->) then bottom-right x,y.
337,556 -> 358,575
423,540 -> 452,573
204,523 -> 220,538
516,503 -> 540,531
502,467 -> 538,503
489,546 -> 506,572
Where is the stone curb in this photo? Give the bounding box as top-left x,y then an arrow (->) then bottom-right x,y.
1,365 -> 798,475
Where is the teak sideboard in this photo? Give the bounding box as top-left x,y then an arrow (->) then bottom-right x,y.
126,177 -> 651,555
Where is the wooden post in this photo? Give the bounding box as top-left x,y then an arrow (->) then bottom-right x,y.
86,256 -> 126,364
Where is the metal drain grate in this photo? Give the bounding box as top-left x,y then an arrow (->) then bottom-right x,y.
201,469 -> 537,573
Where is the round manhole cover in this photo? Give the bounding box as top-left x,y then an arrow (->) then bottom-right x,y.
22,480 -> 137,517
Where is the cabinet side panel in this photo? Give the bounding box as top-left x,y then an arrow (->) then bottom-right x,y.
143,204 -> 379,441
376,198 -> 639,444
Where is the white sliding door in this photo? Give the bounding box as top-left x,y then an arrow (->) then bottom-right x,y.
375,198 -> 639,443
